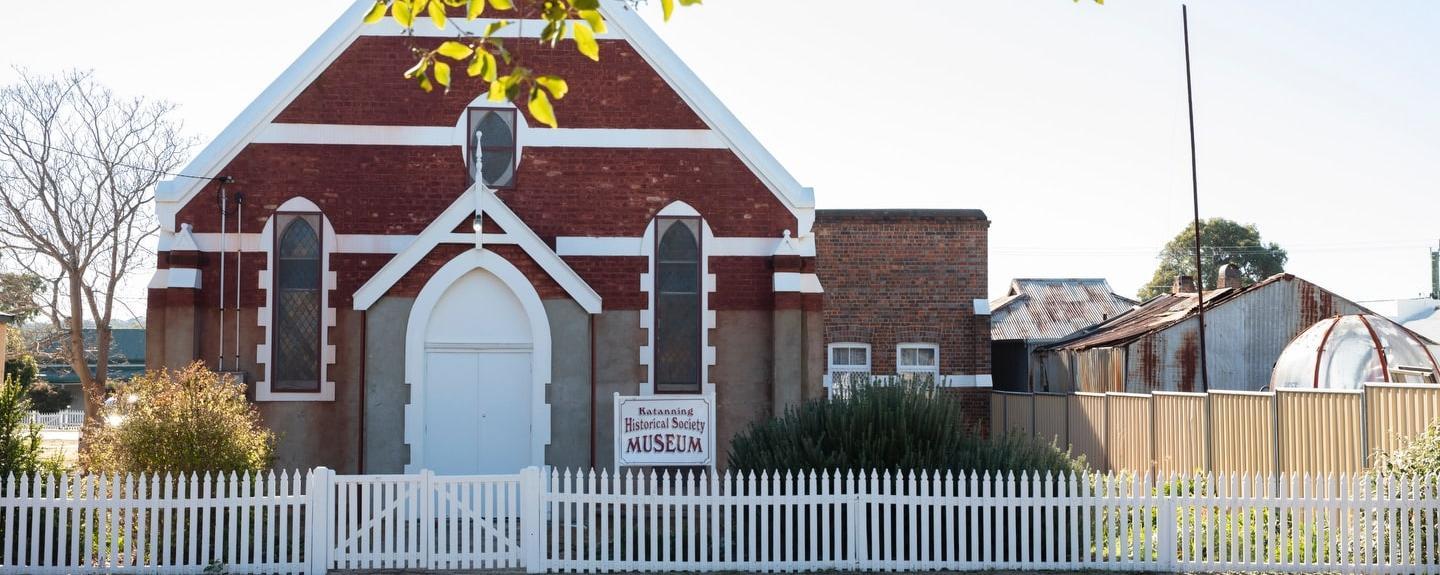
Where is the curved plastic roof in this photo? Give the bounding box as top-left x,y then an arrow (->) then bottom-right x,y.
1270,314 -> 1440,390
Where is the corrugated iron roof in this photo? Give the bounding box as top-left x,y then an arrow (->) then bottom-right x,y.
990,278 -> 1138,341
1043,273 -> 1369,351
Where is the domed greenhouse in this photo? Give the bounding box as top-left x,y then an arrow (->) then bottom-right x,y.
1270,314 -> 1439,390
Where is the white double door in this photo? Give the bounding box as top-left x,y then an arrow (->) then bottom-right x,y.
423,346 -> 532,475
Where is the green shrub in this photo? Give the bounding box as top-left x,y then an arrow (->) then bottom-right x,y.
0,373 -> 44,478
80,362 -> 276,474
4,354 -> 37,388
1372,419 -> 1440,475
26,380 -> 72,413
727,380 -> 1086,475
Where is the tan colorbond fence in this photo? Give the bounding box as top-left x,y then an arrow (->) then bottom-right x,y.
991,383 -> 1440,475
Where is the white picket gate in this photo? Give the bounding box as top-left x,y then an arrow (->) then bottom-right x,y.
4,467 -> 1440,574
321,470 -> 529,571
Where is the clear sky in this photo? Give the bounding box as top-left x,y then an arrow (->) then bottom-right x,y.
3,0 -> 1438,319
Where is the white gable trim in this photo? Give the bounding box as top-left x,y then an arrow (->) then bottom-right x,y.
155,0 -> 376,231
155,0 -> 813,234
600,4 -> 815,232
350,184 -> 602,313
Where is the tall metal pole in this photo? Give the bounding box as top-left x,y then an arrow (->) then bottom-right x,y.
1183,5 -> 1210,392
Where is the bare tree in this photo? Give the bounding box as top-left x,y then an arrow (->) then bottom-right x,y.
0,70 -> 190,422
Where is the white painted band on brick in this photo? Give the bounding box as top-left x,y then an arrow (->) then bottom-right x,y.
254,123 -> 727,149
159,231 -> 515,254
973,298 -> 992,315
255,124 -> 453,146
773,272 -> 823,294
152,268 -> 201,290
363,17 -> 624,40
556,235 -> 816,257
939,374 -> 992,388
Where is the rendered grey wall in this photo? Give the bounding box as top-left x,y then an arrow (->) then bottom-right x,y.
363,296 -> 413,473
544,299 -> 593,470
712,310 -> 774,467
258,308 -> 363,473
592,310 -> 642,469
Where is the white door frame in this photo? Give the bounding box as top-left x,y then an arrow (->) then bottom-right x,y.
404,248 -> 552,473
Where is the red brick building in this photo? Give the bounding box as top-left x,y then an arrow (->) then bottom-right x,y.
146,0 -> 991,473
813,210 -> 993,424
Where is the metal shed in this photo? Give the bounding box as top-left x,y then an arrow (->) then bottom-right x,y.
1036,274 -> 1370,393
989,279 -> 1136,392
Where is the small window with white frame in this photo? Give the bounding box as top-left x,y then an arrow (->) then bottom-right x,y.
828,343 -> 871,373
897,343 -> 939,376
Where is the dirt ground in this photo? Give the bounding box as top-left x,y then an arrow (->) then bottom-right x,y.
39,428 -> 80,467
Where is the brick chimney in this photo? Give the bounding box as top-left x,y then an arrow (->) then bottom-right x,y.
1173,275 -> 1197,294
1217,263 -> 1244,289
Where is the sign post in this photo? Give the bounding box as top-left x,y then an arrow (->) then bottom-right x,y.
613,393 -> 717,470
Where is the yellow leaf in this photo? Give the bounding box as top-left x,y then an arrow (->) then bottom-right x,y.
572,22 -> 599,61
363,0 -> 388,24
403,57 -> 429,79
420,74 -> 434,92
579,10 -> 607,34
482,52 -> 498,81
488,80 -> 508,102
490,0 -> 514,10
483,20 -> 510,38
535,75 -> 568,99
529,87 -> 557,128
438,41 -> 474,60
428,0 -> 447,29
394,0 -> 415,28
467,0 -> 484,19
434,61 -> 452,88
661,0 -> 674,21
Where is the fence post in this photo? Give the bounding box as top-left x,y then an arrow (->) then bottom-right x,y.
847,472 -> 866,569
1157,474 -> 1178,572
307,467 -> 332,575
521,466 -> 544,573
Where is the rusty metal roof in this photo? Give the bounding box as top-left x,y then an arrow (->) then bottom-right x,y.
990,278 -> 1138,341
1044,273 -> 1367,351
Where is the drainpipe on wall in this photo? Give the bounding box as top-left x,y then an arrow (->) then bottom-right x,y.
589,313 -> 597,469
358,309 -> 367,474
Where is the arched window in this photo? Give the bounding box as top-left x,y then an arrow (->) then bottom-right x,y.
467,108 -> 518,188
272,214 -> 322,392
654,217 -> 702,393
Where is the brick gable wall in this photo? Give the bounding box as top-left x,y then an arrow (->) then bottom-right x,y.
275,37 -> 705,130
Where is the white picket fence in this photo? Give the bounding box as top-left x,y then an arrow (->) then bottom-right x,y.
3,468 -> 1439,574
25,410 -> 84,429
0,470 -> 314,574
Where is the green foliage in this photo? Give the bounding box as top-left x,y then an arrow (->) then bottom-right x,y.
26,380 -> 72,414
80,362 -> 276,475
1138,217 -> 1288,300
727,380 -> 1086,475
0,374 -> 44,478
4,354 -> 36,388
0,272 -> 44,323
1372,419 -> 1440,476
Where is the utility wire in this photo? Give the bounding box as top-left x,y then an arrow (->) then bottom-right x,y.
1,134 -> 221,182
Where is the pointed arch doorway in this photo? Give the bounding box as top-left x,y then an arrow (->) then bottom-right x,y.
403,249 -> 552,474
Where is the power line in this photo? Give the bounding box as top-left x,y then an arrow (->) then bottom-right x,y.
1,134 -> 219,182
